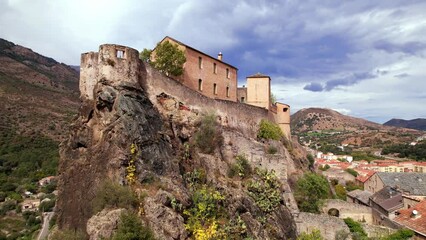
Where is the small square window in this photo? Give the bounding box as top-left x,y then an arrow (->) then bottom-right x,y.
117,50 -> 125,59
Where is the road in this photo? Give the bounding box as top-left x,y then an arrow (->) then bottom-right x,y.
37,212 -> 53,240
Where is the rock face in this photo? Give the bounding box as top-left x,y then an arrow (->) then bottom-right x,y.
56,44 -> 298,239
87,208 -> 126,240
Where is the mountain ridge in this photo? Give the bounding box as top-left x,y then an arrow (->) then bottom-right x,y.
384,118 -> 426,131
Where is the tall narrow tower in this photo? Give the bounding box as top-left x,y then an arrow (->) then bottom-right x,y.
275,102 -> 291,139
246,73 -> 271,109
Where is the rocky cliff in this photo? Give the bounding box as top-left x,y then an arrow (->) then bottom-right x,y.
56,44 -> 300,239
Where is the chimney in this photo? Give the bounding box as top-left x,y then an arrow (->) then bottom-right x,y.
412,210 -> 421,219
218,52 -> 223,61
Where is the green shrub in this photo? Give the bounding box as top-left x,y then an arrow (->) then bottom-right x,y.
195,114 -> 223,154
319,164 -> 330,171
295,173 -> 330,213
307,154 -> 314,167
267,145 -> 278,154
335,184 -> 346,200
183,185 -> 225,239
39,199 -> 56,212
228,154 -> 252,178
92,180 -> 138,213
382,228 -> 414,240
247,168 -> 282,214
297,229 -> 324,240
184,168 -> 206,190
344,218 -> 367,240
112,212 -> 156,240
257,119 -> 283,140
345,168 -> 358,177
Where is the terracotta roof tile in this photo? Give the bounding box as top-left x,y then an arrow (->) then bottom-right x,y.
394,200 -> 426,237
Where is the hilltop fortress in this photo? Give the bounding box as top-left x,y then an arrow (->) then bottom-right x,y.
80,40 -> 290,138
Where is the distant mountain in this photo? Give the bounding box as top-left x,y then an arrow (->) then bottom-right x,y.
70,65 -> 80,73
291,108 -> 386,133
0,38 -> 79,141
384,118 -> 426,131
291,108 -> 422,148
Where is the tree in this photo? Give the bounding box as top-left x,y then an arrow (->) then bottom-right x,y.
257,119 -> 283,140
295,173 -> 330,213
139,48 -> 152,63
150,40 -> 186,77
335,184 -> 346,200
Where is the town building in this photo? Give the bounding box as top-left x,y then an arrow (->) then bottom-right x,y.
364,172 -> 426,197
369,186 -> 404,226
22,199 -> 41,212
347,189 -> 373,207
152,36 -> 238,102
394,200 -> 426,239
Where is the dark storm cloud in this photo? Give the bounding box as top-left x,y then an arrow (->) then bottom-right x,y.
303,82 -> 324,92
324,72 -> 377,91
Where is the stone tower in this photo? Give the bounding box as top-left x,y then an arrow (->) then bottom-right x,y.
275,102 -> 291,139
246,73 -> 271,109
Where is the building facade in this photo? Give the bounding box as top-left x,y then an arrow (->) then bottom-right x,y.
153,36 -> 238,102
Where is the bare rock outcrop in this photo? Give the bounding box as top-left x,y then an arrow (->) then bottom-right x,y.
87,208 -> 126,240
56,44 -> 298,239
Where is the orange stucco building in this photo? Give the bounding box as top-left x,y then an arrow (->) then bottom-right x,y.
153,36 -> 238,102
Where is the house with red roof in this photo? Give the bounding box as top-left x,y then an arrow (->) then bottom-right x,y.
394,200 -> 426,239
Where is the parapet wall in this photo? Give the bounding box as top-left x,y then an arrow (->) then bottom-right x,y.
144,64 -> 271,137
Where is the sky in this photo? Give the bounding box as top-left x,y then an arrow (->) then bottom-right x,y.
1,0 -> 426,123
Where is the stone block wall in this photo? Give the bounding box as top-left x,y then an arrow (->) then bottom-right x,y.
296,212 -> 350,239
144,63 -> 272,138
322,199 -> 373,224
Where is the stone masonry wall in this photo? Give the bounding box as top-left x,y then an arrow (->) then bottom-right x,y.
322,199 -> 373,224
143,63 -> 272,138
296,212 -> 350,239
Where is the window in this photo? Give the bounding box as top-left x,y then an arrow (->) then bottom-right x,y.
213,83 -> 217,95
241,97 -> 245,102
283,108 -> 288,112
226,86 -> 230,97
198,57 -> 203,69
226,68 -> 230,78
213,63 -> 217,74
198,79 -> 203,91
117,50 -> 125,58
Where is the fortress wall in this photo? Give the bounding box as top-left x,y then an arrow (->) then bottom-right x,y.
143,63 -> 271,137
79,44 -> 277,138
296,212 -> 350,240
80,52 -> 98,100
